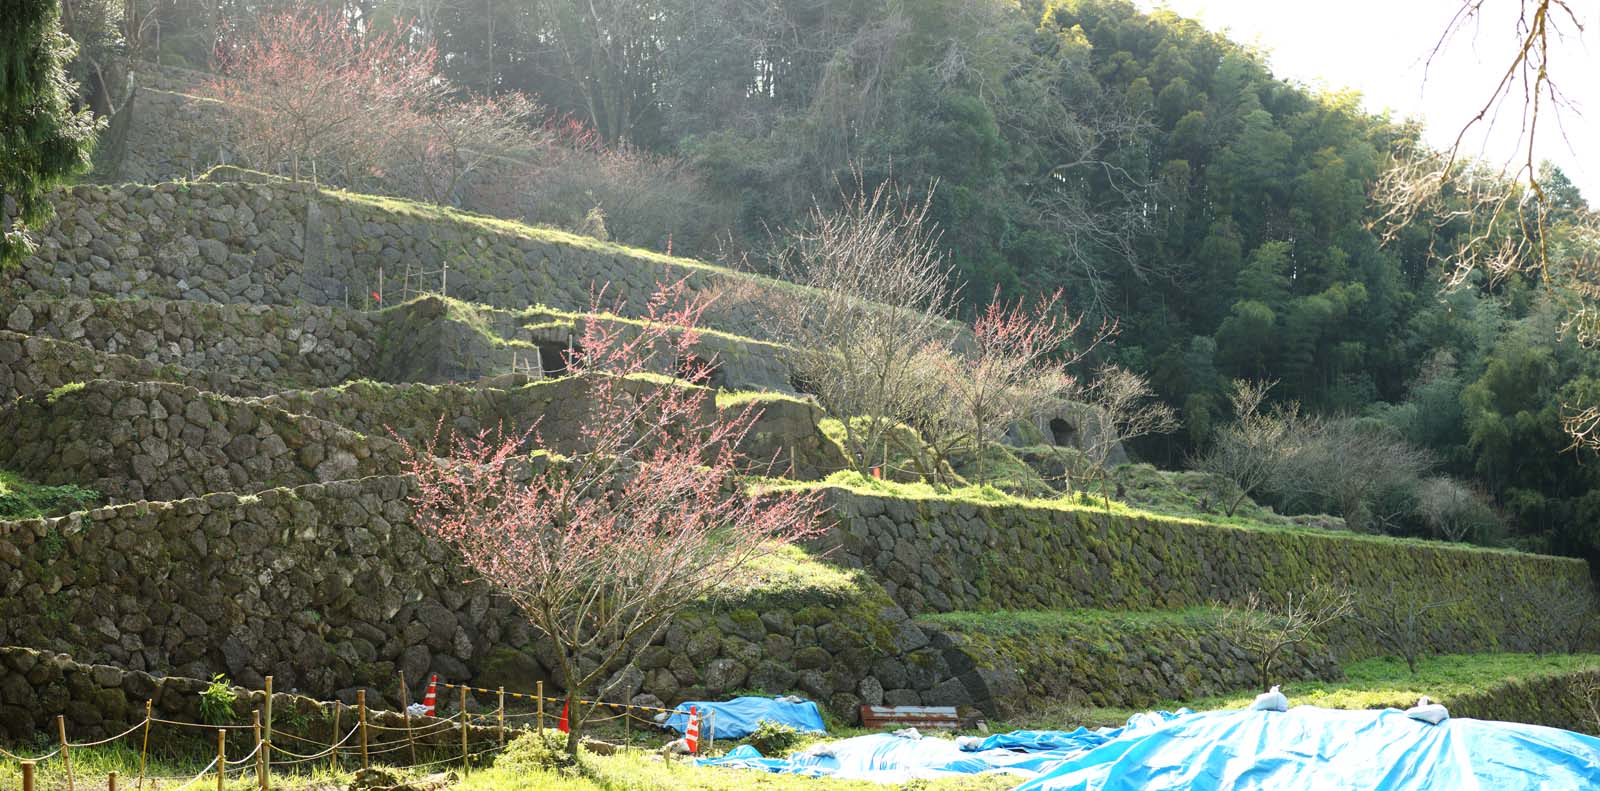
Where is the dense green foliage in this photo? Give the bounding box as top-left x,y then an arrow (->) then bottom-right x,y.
0,469 -> 98,519
1,0 -> 99,266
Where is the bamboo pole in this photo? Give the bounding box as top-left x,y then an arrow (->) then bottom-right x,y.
497,687 -> 505,749
536,682 -> 544,733
138,700 -> 152,791
22,761 -> 34,791
358,690 -> 370,770
58,715 -> 74,791
215,729 -> 225,791
328,706 -> 341,774
459,688 -> 468,767
253,711 -> 264,791
262,677 -> 273,791
398,672 -> 417,766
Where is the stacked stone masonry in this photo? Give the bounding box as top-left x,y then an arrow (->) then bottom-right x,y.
0,477 -> 966,724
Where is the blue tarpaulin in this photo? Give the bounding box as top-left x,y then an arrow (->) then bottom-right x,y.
1015,706 -> 1600,791
665,696 -> 827,740
694,711 -> 1189,782
697,706 -> 1600,789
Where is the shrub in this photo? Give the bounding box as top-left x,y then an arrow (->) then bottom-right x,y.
198,675 -> 237,725
746,719 -> 802,756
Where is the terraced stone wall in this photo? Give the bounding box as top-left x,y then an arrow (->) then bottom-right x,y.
0,380 -> 405,501
3,181 -> 789,344
918,613 -> 1338,718
5,298 -> 380,389
0,477 -> 966,734
0,330 -> 264,403
820,491 -> 1598,660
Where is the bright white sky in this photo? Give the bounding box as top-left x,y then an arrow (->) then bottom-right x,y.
1139,0 -> 1598,200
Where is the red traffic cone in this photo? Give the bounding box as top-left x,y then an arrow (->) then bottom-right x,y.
422,674 -> 438,717
685,706 -> 701,754
558,700 -> 570,733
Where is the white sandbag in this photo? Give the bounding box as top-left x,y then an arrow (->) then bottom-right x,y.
1249,685 -> 1288,712
1406,696 -> 1450,725
406,702 -> 431,717
892,727 -> 924,740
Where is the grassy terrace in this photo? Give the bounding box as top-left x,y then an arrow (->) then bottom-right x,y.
999,653 -> 1600,730
772,469 -> 1571,558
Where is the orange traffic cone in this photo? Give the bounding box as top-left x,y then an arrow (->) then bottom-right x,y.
422,674 -> 438,716
685,706 -> 701,754
558,700 -> 570,733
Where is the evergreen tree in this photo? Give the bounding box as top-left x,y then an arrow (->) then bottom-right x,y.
2,0 -> 98,267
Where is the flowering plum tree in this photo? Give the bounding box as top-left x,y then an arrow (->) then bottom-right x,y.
398,281 -> 823,753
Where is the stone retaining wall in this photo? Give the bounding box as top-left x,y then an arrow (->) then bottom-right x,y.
0,330 -> 265,404
818,490 -> 1598,660
917,612 -> 1338,718
0,476 -> 963,726
0,380 -> 404,502
3,180 -> 796,344
6,298 -> 380,390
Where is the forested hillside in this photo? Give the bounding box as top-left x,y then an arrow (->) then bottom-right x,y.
62,0 -> 1600,560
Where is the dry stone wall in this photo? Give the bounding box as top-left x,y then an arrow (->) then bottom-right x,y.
819,491 -> 1596,660
0,330 -> 265,404
5,298 -> 380,389
0,477 -> 964,729
3,180 -> 790,344
0,380 -> 405,502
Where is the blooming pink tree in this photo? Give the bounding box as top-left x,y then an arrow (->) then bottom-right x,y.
398,281 -> 824,753
913,288 -> 1109,485
207,10 -> 437,183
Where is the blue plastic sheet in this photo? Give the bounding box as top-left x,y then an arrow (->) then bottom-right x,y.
698,706 -> 1600,788
664,696 -> 826,740
1015,706 -> 1600,791
694,714 -> 1193,782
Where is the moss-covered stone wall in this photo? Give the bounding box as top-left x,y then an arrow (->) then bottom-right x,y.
0,330 -> 265,403
821,490 -> 1597,660
0,380 -> 404,501
0,476 -> 964,735
2,180 -> 796,345
916,611 -> 1339,718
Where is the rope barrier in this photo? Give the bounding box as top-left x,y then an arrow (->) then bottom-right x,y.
150,718 -> 257,730
0,745 -> 62,762
161,756 -> 219,791
224,739 -> 263,766
267,723 -> 360,761
65,718 -> 152,749
433,683 -> 686,715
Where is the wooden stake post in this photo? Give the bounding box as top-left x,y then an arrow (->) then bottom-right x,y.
536,682 -> 544,732
358,689 -> 370,770
138,700 -> 152,791
22,761 -> 34,791
398,671 -> 418,765
108,772 -> 117,791
497,687 -> 506,748
58,715 -> 74,791
263,677 -> 273,791
216,729 -> 226,791
329,706 -> 341,774
253,711 -> 265,791
459,687 -> 469,767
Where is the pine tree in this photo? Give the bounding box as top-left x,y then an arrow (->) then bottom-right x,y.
2,0 -> 99,267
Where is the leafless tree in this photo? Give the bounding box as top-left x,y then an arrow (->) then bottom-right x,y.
912,289 -> 1108,486
763,177 -> 961,473
1191,379 -> 1302,517
1414,476 -> 1500,543
1076,365 -> 1179,499
1517,576 -> 1600,655
1271,418 -> 1433,532
1354,591 -> 1461,674
1214,579 -> 1355,692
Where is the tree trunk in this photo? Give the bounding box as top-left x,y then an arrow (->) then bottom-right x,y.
563,690 -> 582,755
